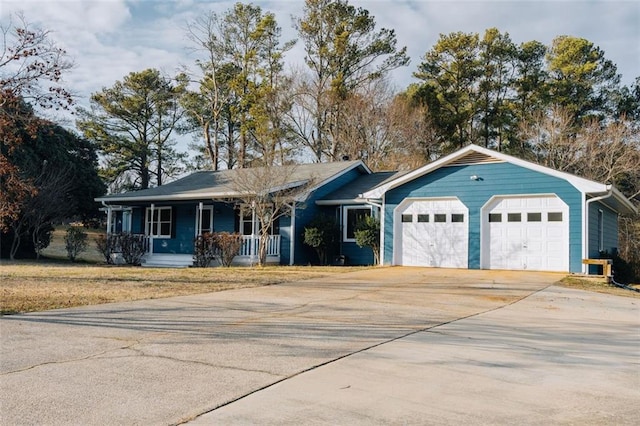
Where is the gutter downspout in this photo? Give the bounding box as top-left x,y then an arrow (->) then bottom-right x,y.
583,185 -> 613,274
289,202 -> 296,265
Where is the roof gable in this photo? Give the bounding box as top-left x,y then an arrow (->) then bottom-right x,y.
362,144 -> 636,215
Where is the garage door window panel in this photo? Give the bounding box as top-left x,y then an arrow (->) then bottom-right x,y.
451,214 -> 464,223
548,212 -> 563,222
527,212 -> 542,222
434,214 -> 446,223
507,213 -> 521,222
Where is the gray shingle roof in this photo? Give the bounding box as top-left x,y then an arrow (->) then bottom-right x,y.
96,161 -> 367,204
318,171 -> 406,203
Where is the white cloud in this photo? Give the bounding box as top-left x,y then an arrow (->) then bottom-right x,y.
2,0 -> 637,122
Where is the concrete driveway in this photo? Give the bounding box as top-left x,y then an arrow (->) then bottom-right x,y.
1,268 -> 638,425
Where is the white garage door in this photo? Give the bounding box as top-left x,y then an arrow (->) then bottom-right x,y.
395,198 -> 468,268
482,195 -> 569,271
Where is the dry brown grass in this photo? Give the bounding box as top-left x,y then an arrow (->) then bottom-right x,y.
0,262 -> 366,315
558,276 -> 640,299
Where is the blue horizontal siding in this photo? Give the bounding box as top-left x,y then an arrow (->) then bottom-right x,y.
383,162 -> 584,272
588,201 -> 618,258
293,168 -> 366,265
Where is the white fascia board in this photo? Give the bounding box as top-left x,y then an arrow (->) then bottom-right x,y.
315,198 -> 368,206
362,145 -> 481,198
363,144 -> 611,198
95,190 -> 242,204
609,187 -> 638,215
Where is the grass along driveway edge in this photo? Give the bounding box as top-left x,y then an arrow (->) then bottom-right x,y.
0,263 -> 367,315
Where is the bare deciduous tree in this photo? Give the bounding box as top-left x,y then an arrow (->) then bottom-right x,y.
231,165 -> 312,266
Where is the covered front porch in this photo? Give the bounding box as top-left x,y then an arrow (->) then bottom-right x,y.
102,200 -> 287,268
140,234 -> 281,267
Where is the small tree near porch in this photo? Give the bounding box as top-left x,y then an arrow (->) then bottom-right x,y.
354,215 -> 381,265
231,165 -> 312,266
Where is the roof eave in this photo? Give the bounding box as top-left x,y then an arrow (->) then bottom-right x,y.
95,191 -> 242,204
316,198 -> 367,206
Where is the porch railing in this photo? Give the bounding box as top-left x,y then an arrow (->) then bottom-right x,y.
141,234 -> 280,257
239,235 -> 281,257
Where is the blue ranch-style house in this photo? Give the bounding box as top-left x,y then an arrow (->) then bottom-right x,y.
96,145 -> 636,273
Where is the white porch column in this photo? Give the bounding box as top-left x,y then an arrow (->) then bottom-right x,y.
149,203 -> 155,255
289,202 -> 296,265
250,201 -> 257,264
196,201 -> 204,237
106,206 -> 113,235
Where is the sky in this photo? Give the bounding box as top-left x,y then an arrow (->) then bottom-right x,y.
1,0 -> 639,123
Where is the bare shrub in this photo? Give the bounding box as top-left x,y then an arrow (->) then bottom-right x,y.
64,226 -> 87,262
193,233 -> 218,267
214,232 -> 242,267
118,233 -> 146,265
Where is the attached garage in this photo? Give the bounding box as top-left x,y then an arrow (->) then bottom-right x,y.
481,195 -> 569,271
363,145 -> 636,274
394,198 -> 468,268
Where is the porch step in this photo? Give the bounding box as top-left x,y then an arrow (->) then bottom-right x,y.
141,254 -> 193,268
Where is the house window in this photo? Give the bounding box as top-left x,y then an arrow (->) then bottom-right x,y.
344,206 -> 371,242
240,207 -> 257,236
239,206 -> 277,236
598,209 -> 604,252
417,214 -> 429,223
198,206 -> 214,235
146,207 -> 172,238
122,210 -> 132,233
401,214 -> 413,223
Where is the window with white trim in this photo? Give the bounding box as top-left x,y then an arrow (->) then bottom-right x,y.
198,205 -> 214,235
145,207 -> 172,238
343,206 -> 371,242
239,205 -> 277,235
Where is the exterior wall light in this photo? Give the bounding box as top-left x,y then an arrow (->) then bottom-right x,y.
470,175 -> 479,181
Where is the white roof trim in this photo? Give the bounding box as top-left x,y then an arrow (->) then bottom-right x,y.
95,190 -> 242,203
316,198 -> 368,206
363,144 -> 609,199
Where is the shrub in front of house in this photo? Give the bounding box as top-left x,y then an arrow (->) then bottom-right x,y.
214,232 -> 243,267
354,215 -> 380,265
193,232 -> 242,267
95,233 -> 146,265
193,233 -> 218,267
303,214 -> 340,265
65,226 -> 88,262
95,233 -> 116,264
118,233 -> 146,265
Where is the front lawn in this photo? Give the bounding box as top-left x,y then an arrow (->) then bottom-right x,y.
0,263 -> 364,315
